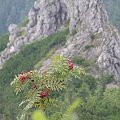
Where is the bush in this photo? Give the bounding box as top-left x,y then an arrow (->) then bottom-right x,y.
70,29 -> 77,36
20,17 -> 29,27
72,56 -> 91,68
0,33 -> 9,52
90,34 -> 96,40
84,44 -> 94,50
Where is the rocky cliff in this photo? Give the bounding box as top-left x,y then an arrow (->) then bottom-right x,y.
0,0 -> 120,84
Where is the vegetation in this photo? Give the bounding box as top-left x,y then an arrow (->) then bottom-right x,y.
0,26 -> 120,120
72,56 -> 91,68
11,54 -> 120,120
84,44 -> 94,50
70,29 -> 77,36
90,34 -> 96,40
32,98 -> 81,120
0,0 -> 120,120
11,55 -> 84,119
0,28 -> 69,120
0,33 -> 9,52
20,17 -> 29,27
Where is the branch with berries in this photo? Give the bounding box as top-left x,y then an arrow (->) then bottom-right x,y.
11,55 -> 85,118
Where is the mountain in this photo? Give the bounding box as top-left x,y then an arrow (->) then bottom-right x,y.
0,0 -> 35,35
0,0 -> 120,119
0,0 -> 120,84
0,0 -> 120,35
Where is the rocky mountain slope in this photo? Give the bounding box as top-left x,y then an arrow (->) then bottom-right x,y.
0,0 -> 120,84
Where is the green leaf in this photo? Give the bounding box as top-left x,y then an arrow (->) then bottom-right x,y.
32,110 -> 47,120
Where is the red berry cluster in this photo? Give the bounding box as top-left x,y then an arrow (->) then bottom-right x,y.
40,88 -> 49,98
19,71 -> 28,83
19,70 -> 34,83
67,59 -> 74,70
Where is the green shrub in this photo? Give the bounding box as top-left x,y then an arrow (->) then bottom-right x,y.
20,16 -> 29,27
17,30 -> 27,37
84,44 -> 94,50
71,29 -> 77,36
72,56 -> 91,68
0,33 -> 9,52
90,34 -> 96,40
64,20 -> 70,27
34,48 -> 56,69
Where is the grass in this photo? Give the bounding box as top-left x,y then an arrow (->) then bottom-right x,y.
70,29 -> 77,36
72,56 -> 96,72
84,44 -> 94,50
20,16 -> 29,27
72,56 -> 91,68
90,34 -> 96,40
0,33 -> 9,52
34,48 -> 56,70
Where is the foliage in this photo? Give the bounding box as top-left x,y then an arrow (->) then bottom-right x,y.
21,17 -> 29,27
17,30 -> 27,37
32,98 -> 81,120
11,55 -> 85,119
34,48 -> 56,70
0,28 -> 69,120
84,44 -> 94,50
0,33 -> 9,52
90,34 -> 96,40
78,88 -> 120,120
70,29 -> 77,36
32,110 -> 47,120
72,56 -> 91,68
0,28 -> 69,84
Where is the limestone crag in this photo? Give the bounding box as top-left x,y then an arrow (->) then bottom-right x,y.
0,0 -> 68,69
61,0 -> 120,84
40,0 -> 120,84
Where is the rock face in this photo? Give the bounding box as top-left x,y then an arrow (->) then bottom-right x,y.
61,0 -> 120,84
0,0 -> 120,84
0,0 -> 68,69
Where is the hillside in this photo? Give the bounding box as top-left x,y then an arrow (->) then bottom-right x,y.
0,0 -> 120,120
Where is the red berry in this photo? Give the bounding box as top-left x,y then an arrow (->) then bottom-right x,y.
19,75 -> 28,83
40,91 -> 48,98
68,60 -> 74,70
